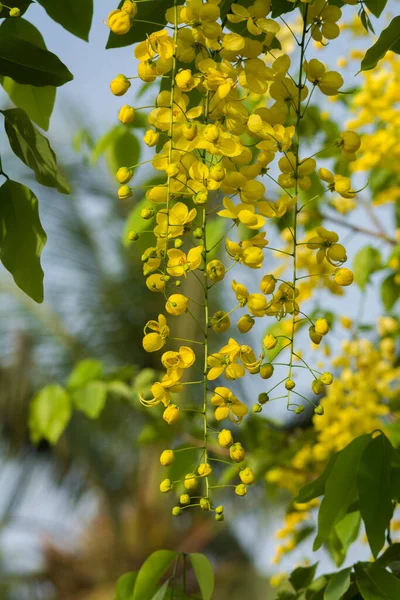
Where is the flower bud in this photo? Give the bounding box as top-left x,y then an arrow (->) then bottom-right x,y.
209,164 -> 225,182
216,505 -> 224,514
118,105 -> 135,124
204,124 -> 219,143
285,379 -> 295,390
121,0 -> 137,18
160,449 -> 175,466
211,311 -> 230,333
237,314 -> 255,334
206,260 -> 226,282
116,166 -> 133,184
128,231 -> 139,241
10,7 -> 20,17
260,363 -> 274,379
108,9 -> 131,35
311,379 -> 325,395
198,463 -> 212,477
258,392 -> 269,405
309,325 -> 322,345
163,404 -> 180,425
215,513 -> 224,521
172,506 -> 183,516
174,238 -> 184,249
235,483 -> 248,496
260,274 -> 276,295
314,405 -> 324,416
314,318 -> 330,336
118,185 -> 132,200
110,74 -> 131,96
334,267 -> 354,286
230,442 -> 245,462
321,372 -> 333,385
263,333 -> 277,350
193,227 -> 203,239
218,429 -> 233,448
184,473 -> 198,491
144,129 -> 159,147
165,293 -> 188,316
200,497 -> 211,511
141,208 -> 155,219
295,406 -> 304,414
180,494 -> 190,505
193,191 -> 208,205
182,123 -> 197,141
253,403 -> 262,413
159,478 -> 173,493
239,467 -> 255,485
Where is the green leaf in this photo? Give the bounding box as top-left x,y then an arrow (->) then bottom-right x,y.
324,568 -> 352,600
91,125 -> 141,177
357,433 -> 394,558
115,572 -> 138,600
364,0 -> 388,17
0,179 -> 46,303
327,511 -> 361,567
190,553 -> 214,600
381,274 -> 400,311
0,19 -> 56,130
289,563 -> 318,592
132,550 -> 178,600
271,0 -> 297,17
67,359 -> 104,389
355,563 -> 400,599
72,381 -> 108,419
353,246 -> 381,290
29,384 -> 71,444
296,453 -> 338,503
361,17 -> 400,72
376,544 -> 400,568
36,0 -> 93,41
2,108 -> 70,194
106,0 -> 174,48
0,35 -> 73,87
151,581 -> 170,600
313,434 -> 372,551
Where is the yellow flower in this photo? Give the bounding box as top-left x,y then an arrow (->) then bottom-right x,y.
206,259 -> 226,282
165,293 -> 188,316
230,442 -> 246,462
232,280 -> 249,306
167,245 -> 203,277
161,346 -> 195,382
220,172 -> 265,203
160,450 -> 175,466
239,467 -> 255,485
235,483 -> 248,496
218,429 -> 234,448
211,386 -> 248,423
146,274 -> 166,293
264,334 -> 278,350
184,472 -> 198,491
260,274 -> 276,295
198,463 -> 212,477
237,314 -> 255,333
160,478 -> 173,493
116,166 -> 133,184
307,227 -> 347,266
143,314 -> 170,352
144,130 -> 159,147
108,9 -> 131,35
305,59 -> 343,95
334,268 -> 354,286
210,311 -> 231,333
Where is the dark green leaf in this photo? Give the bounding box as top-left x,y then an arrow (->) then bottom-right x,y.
353,246 -> 381,290
106,0 -> 174,48
115,572 -> 138,600
354,564 -> 384,600
151,581 -> 170,600
91,125 -> 141,176
381,274 -> 400,311
314,434 -> 372,551
36,0 -> 93,41
67,359 -> 104,389
132,550 -> 178,600
355,563 -> 400,599
0,179 -> 46,302
324,568 -> 352,600
289,563 -> 318,592
3,108 -> 70,193
364,0 -> 388,18
29,384 -> 71,444
376,544 -> 400,568
271,0 -> 297,17
327,511 -> 361,567
357,433 -> 394,557
190,553 -> 214,600
296,453 -> 338,503
361,17 -> 400,72
0,35 -> 73,87
72,381 -> 108,419
0,19 -> 56,130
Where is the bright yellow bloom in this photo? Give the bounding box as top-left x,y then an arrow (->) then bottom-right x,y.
110,74 -> 131,96
143,314 -> 170,352
211,386 -> 248,423
167,245 -> 203,277
165,293 -> 188,316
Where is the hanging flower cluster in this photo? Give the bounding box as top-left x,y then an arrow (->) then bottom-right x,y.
106,0 -> 361,519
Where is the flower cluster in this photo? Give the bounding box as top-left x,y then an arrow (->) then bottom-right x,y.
105,0 -> 363,518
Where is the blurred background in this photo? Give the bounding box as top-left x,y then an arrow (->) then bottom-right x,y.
0,0 -> 398,598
